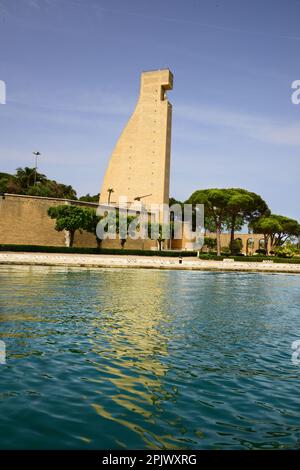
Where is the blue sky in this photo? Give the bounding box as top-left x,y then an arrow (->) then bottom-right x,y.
0,0 -> 299,220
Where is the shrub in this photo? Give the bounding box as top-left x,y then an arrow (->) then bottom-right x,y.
231,238 -> 243,255
197,253 -> 300,264
274,245 -> 295,258
255,248 -> 266,255
203,237 -> 217,253
0,245 -> 197,257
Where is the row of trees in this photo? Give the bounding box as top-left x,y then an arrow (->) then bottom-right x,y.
186,188 -> 300,256
250,215 -> 300,256
48,205 -> 167,249
4,169 -> 296,255
48,188 -> 300,255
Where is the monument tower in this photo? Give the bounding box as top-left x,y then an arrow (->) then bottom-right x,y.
99,69 -> 173,211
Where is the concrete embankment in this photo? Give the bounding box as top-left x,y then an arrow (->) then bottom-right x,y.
0,252 -> 300,274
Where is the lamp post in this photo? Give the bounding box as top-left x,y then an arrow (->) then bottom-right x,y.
33,151 -> 41,185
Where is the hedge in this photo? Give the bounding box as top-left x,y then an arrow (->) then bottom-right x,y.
0,244 -> 197,257
198,253 -> 300,264
1,245 -> 299,263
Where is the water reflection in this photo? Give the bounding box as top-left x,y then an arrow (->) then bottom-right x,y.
87,270 -> 186,448
1,266 -> 300,449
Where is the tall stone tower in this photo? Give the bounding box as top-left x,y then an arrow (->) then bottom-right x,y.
99,69 -> 173,210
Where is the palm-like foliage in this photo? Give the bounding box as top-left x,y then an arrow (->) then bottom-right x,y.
15,167 -> 47,190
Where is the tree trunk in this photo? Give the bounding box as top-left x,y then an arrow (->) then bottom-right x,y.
96,237 -> 102,249
270,235 -> 275,254
230,217 -> 236,255
69,230 -> 75,248
64,230 -> 70,247
264,235 -> 268,256
216,224 -> 221,257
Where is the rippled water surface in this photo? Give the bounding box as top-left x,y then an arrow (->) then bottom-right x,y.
0,266 -> 300,449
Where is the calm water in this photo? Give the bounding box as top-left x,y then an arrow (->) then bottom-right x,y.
0,266 -> 300,450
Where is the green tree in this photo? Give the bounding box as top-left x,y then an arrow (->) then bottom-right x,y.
187,189 -> 233,256
274,244 -> 296,258
251,214 -> 300,255
15,167 -> 46,190
27,180 -> 77,199
82,207 -> 103,248
0,172 -> 14,193
117,214 -> 138,248
148,222 -> 171,251
79,193 -> 100,203
169,197 -> 183,208
225,189 -> 269,255
47,205 -> 88,247
231,238 -> 243,255
1,168 -> 77,199
187,188 -> 270,256
204,237 -> 217,253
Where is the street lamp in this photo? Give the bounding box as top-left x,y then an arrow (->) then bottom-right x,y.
33,151 -> 41,185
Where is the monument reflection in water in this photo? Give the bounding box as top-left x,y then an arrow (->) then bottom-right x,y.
0,266 -> 300,449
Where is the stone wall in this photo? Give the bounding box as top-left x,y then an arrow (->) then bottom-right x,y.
170,231 -> 269,254
0,194 -> 156,249
0,194 -> 96,247
0,194 -> 267,253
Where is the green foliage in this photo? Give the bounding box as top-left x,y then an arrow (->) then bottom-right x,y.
0,244 -> 197,257
255,248 -> 266,255
251,214 -> 300,251
231,238 -> 243,255
80,207 -> 102,248
187,188 -> 233,256
274,244 -> 296,258
79,193 -> 99,203
1,167 -> 77,199
226,189 -> 270,225
0,172 -> 14,193
187,188 -> 270,255
148,222 -> 171,250
16,167 -> 47,189
198,253 -> 300,264
169,196 -> 183,207
48,205 -> 89,247
203,237 -> 217,253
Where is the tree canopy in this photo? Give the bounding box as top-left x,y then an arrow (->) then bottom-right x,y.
251,214 -> 300,254
187,188 -> 235,256
1,167 -> 77,200
48,205 -> 88,247
187,188 -> 270,255
79,193 -> 100,203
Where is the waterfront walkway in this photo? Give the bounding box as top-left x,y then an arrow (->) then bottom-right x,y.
0,252 -> 300,274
